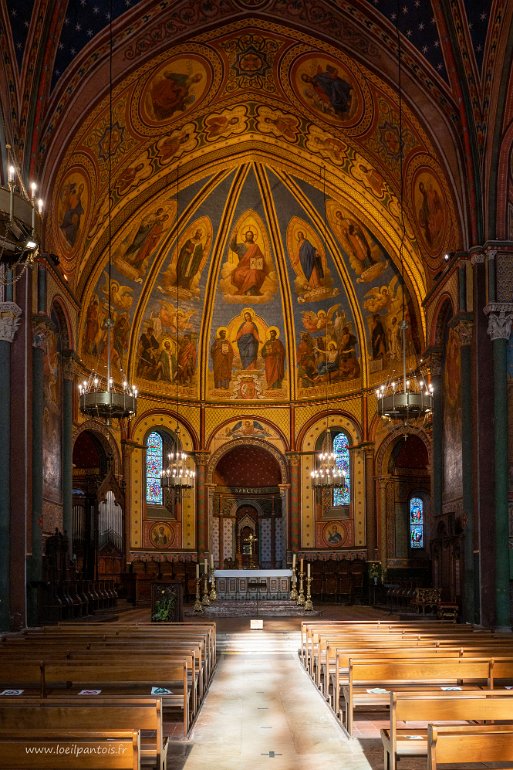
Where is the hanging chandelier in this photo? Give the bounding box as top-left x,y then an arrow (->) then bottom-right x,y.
0,147 -> 43,285
311,168 -> 345,494
160,168 -> 195,504
79,5 -> 137,424
376,12 -> 433,429
160,426 -> 196,493
311,427 -> 345,490
376,321 -> 433,424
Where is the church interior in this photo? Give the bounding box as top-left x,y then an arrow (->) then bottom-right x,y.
5,0 -> 513,770
1,0 -> 513,765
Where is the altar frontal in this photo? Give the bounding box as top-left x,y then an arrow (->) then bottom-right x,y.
214,569 -> 292,600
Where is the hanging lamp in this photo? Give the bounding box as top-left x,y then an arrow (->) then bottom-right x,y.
79,5 -> 137,424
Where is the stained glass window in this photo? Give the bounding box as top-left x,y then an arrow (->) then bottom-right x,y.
332,431 -> 350,506
146,431 -> 163,505
410,496 -> 424,549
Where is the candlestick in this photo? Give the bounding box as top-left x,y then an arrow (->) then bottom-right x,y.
289,564 -> 298,602
209,567 -> 217,601
193,573 -> 203,613
202,568 -> 210,606
297,567 -> 305,606
300,557 -> 304,573
304,575 -> 314,611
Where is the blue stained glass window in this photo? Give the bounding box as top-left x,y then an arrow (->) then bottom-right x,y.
332,432 -> 350,506
410,497 -> 424,549
146,431 -> 163,505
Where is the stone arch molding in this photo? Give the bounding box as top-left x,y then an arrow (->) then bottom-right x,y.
375,424 -> 432,478
206,437 -> 288,485
72,420 -> 121,477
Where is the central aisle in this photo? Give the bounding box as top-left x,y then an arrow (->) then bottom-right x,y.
167,630 -> 373,770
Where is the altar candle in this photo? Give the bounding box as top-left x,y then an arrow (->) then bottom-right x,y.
210,553 -> 214,570
307,562 -> 311,577
196,563 -> 199,579
204,558 -> 208,574
292,553 -> 296,571
300,557 -> 304,573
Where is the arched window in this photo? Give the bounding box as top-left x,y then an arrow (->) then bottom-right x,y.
332,431 -> 351,507
146,431 -> 164,505
409,496 -> 424,549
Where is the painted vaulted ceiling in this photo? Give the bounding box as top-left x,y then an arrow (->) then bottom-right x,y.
1,0 -> 511,408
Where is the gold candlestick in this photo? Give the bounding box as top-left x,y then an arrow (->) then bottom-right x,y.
297,569 -> 305,606
290,567 -> 298,601
193,576 -> 204,613
304,575 -> 314,611
202,571 -> 211,606
209,567 -> 217,601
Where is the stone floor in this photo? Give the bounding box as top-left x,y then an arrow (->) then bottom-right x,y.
115,604 -> 504,769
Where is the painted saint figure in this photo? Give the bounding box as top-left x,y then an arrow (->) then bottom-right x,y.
301,65 -> 352,117
297,231 -> 324,289
149,71 -> 202,121
261,329 -> 285,389
175,334 -> 197,386
176,229 -> 204,289
230,230 -> 268,296
137,324 -> 160,378
236,311 -> 260,370
157,340 -> 175,382
211,329 -> 234,389
60,181 -> 84,246
371,314 -> 387,359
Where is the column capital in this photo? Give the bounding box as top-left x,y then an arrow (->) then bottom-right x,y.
453,320 -> 473,347
285,451 -> 301,468
424,347 -> 443,377
0,301 -> 22,343
61,349 -> 78,381
193,450 -> 210,467
484,303 -> 513,341
470,249 -> 485,265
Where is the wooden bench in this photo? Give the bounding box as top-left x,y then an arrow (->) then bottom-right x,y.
42,661 -> 190,734
381,689 -> 513,770
0,697 -> 165,770
341,657 -> 493,736
427,724 -> 513,769
0,729 -> 140,769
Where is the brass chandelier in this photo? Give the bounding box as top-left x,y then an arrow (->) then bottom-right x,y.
376,13 -> 433,428
79,6 -> 137,424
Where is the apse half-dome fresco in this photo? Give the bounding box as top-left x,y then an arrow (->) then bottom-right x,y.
44,17 -> 460,407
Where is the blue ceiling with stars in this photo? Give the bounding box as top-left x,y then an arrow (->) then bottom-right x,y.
7,0 -> 494,88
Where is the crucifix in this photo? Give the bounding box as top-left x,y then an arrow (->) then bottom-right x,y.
243,532 -> 258,569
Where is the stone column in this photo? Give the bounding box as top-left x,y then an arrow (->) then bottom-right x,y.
454,320 -> 475,623
376,478 -> 388,567
279,483 -> 290,567
426,350 -> 443,515
484,302 -> 513,629
194,452 -> 210,557
0,302 -> 22,631
364,445 -> 376,560
286,453 -> 301,556
61,352 -> 75,558
29,320 -> 50,625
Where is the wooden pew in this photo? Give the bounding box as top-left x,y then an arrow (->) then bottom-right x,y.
42,661 -> 190,734
427,724 -> 513,769
341,657 -> 492,736
381,689 -> 513,770
0,729 -> 140,769
0,697 -> 165,770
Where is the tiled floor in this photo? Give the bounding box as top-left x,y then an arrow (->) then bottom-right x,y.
166,605 -> 384,770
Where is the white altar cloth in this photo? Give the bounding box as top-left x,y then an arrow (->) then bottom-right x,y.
214,569 -> 292,578
213,569 -> 292,600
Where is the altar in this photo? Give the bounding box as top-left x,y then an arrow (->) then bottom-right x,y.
214,569 -> 292,600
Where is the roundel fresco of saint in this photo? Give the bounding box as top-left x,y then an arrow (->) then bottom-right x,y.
290,54 -> 363,127
138,55 -> 211,126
